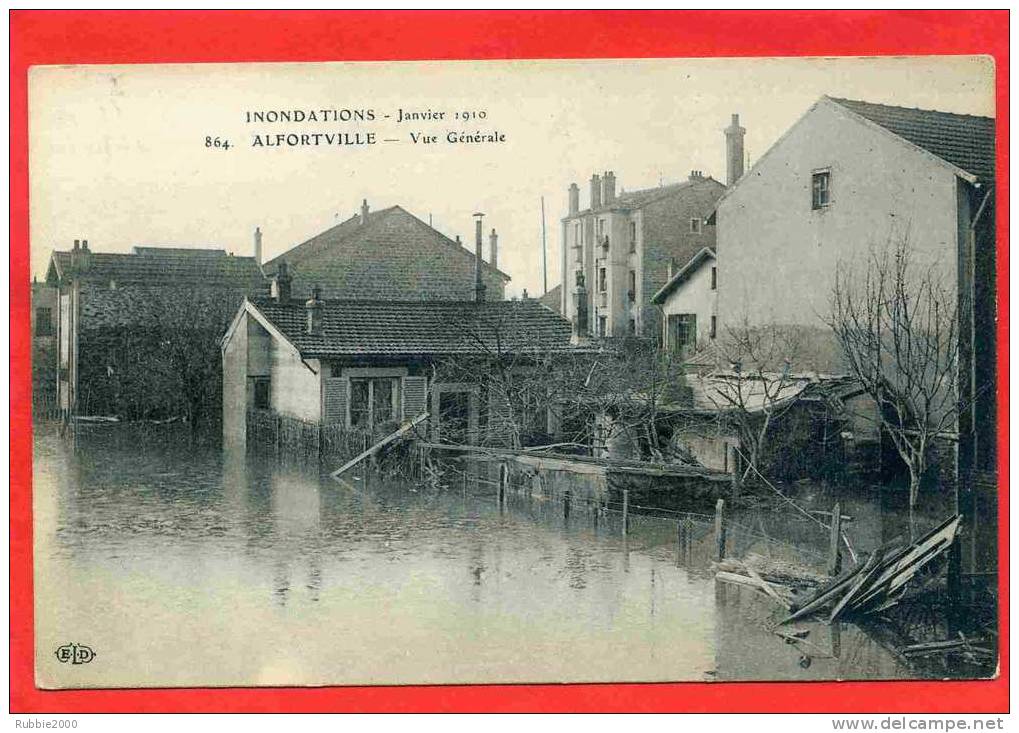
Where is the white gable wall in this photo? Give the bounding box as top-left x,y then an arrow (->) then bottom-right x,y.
718,99 -> 960,332
270,340 -> 321,423
660,260 -> 717,349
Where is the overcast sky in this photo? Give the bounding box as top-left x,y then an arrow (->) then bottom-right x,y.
30,56 -> 994,295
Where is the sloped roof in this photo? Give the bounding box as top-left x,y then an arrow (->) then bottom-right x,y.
47,247 -> 266,289
80,285 -> 253,330
574,177 -> 725,217
829,97 -> 996,183
250,296 -> 577,358
650,247 -> 716,305
537,284 -> 563,314
262,205 -> 510,301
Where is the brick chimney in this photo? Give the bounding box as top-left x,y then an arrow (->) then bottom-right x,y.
254,226 -> 262,265
305,285 -> 324,336
725,113 -> 746,186
274,261 -> 293,302
489,228 -> 499,271
590,173 -> 602,210
568,183 -> 580,215
474,213 -> 486,302
602,171 -> 616,204
360,199 -> 370,225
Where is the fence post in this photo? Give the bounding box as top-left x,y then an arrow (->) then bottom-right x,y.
714,498 -> 726,562
828,501 -> 842,576
622,489 -> 629,537
498,462 -> 508,507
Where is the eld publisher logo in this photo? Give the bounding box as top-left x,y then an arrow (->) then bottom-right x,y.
54,643 -> 95,665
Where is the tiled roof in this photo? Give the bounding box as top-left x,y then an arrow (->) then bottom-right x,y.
47,248 -> 266,289
262,205 -> 510,301
251,297 -> 576,357
830,97 -> 996,183
81,285 -> 254,330
575,177 -> 724,217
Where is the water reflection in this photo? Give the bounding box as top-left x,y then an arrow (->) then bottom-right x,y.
33,424 -> 956,688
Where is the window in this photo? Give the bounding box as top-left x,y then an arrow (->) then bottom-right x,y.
667,314 -> 697,354
627,270 -> 636,302
598,316 -> 607,337
252,378 -> 271,410
629,221 -> 637,252
628,318 -> 636,334
35,307 -> 53,336
711,266 -> 717,291
690,217 -> 702,233
349,377 -> 400,429
598,219 -> 605,237
598,267 -> 607,293
575,223 -> 582,245
710,315 -> 717,340
812,170 -> 831,209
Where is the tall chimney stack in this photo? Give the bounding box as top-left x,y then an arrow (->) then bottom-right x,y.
602,171 -> 616,204
489,228 -> 499,271
568,183 -> 580,215
725,113 -> 746,186
254,226 -> 263,265
360,199 -> 370,225
571,270 -> 589,343
590,173 -> 602,210
275,261 -> 292,302
473,213 -> 486,302
305,285 -> 324,336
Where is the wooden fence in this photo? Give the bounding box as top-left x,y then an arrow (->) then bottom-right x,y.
246,409 -> 373,466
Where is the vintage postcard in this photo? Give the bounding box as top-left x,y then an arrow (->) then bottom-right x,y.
28,55 -> 999,690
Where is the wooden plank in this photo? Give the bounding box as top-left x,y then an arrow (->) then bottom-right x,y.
745,565 -> 793,610
329,412 -> 429,480
828,502 -> 842,575
828,551 -> 882,623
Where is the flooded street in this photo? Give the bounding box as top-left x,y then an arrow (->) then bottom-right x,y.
34,424 -> 947,688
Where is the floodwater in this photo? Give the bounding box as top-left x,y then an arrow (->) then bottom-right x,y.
34,424 -> 966,689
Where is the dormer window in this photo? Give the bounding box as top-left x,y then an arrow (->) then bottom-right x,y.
812,169 -> 831,209
690,218 -> 702,233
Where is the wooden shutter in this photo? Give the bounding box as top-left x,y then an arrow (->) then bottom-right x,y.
402,376 -> 428,420
323,377 -> 348,425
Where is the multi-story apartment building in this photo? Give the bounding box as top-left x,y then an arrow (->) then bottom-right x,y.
559,114 -> 744,340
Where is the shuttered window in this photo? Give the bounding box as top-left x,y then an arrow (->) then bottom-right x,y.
403,376 -> 428,420
323,377 -> 348,425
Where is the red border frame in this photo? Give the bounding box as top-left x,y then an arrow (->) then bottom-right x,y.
9,10 -> 1009,713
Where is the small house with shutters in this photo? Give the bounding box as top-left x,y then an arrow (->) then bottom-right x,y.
221,277 -> 581,454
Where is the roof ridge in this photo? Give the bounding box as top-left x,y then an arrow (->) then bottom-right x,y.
396,207 -> 512,281
828,96 -> 994,122
265,205 -> 402,269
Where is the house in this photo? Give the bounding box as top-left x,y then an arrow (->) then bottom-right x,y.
221,279 -> 583,454
45,240 -> 266,425
668,372 -> 880,482
649,246 -> 717,356
261,201 -> 510,301
715,95 -> 996,476
559,114 -> 743,339
31,279 -> 58,415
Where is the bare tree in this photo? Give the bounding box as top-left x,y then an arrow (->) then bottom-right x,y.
828,237 -> 962,538
433,303 -> 603,450
703,318 -> 806,484
587,336 -> 689,461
